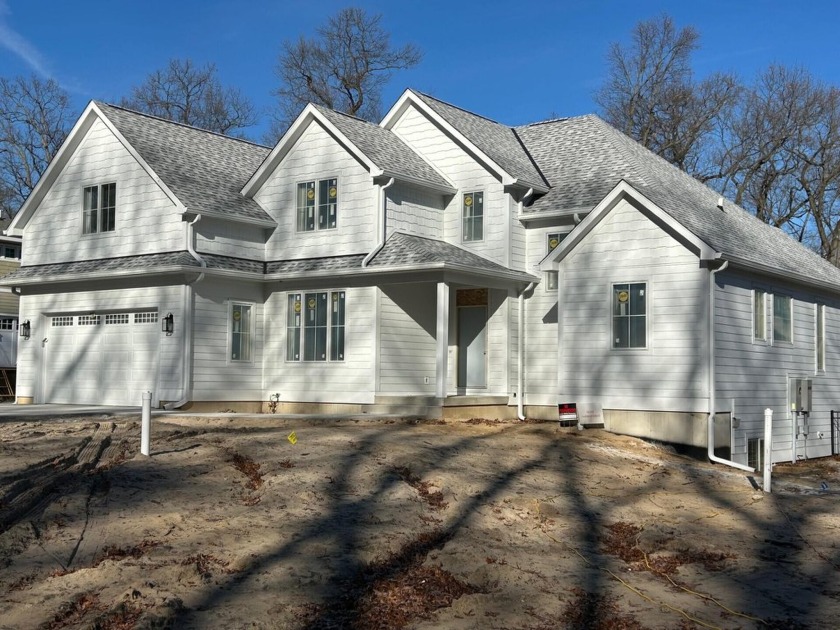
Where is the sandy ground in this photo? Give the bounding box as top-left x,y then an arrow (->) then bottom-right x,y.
0,414 -> 839,629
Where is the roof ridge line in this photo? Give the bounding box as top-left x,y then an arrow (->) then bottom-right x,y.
412,90 -> 508,127
591,117 -> 654,188
94,101 -> 271,149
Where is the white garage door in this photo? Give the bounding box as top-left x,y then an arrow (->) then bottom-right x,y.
44,311 -> 159,405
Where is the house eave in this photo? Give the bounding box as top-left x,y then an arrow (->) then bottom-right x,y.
723,255 -> 840,294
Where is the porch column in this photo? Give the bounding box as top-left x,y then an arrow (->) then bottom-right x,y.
436,282 -> 449,399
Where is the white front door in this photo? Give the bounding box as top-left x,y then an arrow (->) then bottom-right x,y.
457,306 -> 487,388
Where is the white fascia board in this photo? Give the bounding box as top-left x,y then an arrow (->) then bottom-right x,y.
539,180 -> 717,271
380,90 -> 533,192
9,102 -> 97,234
723,255 -> 840,295
379,170 -> 457,195
242,105 -> 379,197
191,210 -> 277,228
266,262 -> 537,285
94,104 -> 185,211
9,102 -> 186,236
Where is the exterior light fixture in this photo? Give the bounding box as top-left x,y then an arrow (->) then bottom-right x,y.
162,312 -> 174,335
19,319 -> 30,339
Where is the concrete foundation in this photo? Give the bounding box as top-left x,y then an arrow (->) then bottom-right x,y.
604,409 -> 731,449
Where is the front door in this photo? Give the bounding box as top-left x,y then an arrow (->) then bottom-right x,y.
458,305 -> 487,388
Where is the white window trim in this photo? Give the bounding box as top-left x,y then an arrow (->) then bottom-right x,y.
80,180 -> 118,237
228,300 -> 256,364
752,288 -> 768,343
295,176 -> 339,233
815,303 -> 826,373
610,280 -> 649,351
285,289 -> 346,362
771,293 -> 794,346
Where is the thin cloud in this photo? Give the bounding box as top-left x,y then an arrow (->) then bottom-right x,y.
0,0 -> 52,77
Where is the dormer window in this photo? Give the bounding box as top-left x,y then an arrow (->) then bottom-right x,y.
462,191 -> 483,242
297,178 -> 338,232
82,183 -> 116,234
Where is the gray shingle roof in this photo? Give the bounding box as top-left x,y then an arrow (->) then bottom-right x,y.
95,103 -> 274,225
313,105 -> 452,190
3,251 -> 199,282
517,114 -> 840,289
412,92 -> 548,190
267,254 -> 366,275
367,232 -> 535,279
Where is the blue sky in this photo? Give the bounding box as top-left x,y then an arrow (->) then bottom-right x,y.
2,0 -> 839,141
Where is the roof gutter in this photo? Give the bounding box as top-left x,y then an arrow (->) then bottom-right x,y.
708,259 -> 754,472
362,178 -> 395,267
165,214 -> 206,410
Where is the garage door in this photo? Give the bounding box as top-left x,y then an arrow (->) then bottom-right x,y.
44,311 -> 159,405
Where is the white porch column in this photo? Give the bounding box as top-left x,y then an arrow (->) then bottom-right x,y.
436,282 -> 450,399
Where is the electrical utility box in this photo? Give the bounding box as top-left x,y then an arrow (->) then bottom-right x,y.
789,378 -> 813,414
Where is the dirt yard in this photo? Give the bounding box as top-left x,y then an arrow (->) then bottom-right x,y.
0,414 -> 838,629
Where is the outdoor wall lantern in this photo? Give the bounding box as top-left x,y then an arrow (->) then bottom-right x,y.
19,319 -> 30,339
162,312 -> 174,336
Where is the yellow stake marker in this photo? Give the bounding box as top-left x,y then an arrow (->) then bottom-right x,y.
287,431 -> 298,445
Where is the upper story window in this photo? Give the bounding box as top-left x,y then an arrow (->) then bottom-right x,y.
773,294 -> 793,344
547,232 -> 569,253
1,245 -> 20,259
753,289 -> 767,341
462,191 -> 484,242
612,282 -> 646,349
297,178 -> 337,232
82,183 -> 116,235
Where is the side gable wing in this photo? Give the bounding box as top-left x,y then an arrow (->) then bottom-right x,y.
9,102 -> 184,235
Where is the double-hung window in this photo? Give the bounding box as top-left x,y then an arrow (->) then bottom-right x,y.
82,183 -> 116,234
462,191 -> 484,242
287,291 -> 345,361
230,302 -> 253,362
612,282 -> 646,349
773,294 -> 793,344
297,178 -> 338,231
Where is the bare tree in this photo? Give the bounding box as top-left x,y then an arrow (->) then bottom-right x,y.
271,7 -> 421,140
595,14 -> 739,181
121,58 -> 257,136
0,75 -> 72,219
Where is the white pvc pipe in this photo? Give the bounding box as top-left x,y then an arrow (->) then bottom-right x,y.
141,391 -> 152,456
708,260 -> 754,472
763,408 -> 773,492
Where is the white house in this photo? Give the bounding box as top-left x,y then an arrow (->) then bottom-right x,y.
7,89 -> 840,466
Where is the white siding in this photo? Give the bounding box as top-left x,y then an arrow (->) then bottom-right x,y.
715,271 -> 840,463
378,284 -> 436,394
557,199 -> 709,411
23,118 -> 183,266
390,106 -> 508,265
17,284 -> 182,402
386,183 -> 445,240
510,196 -> 527,271
192,279 -> 265,401
262,286 -> 375,404
196,217 -> 266,260
257,122 -> 375,260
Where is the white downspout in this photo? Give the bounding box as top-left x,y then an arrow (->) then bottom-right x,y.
165,214 -> 206,410
708,260 -> 754,471
362,177 -> 395,267
518,281 -> 535,420
517,188 -> 535,421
